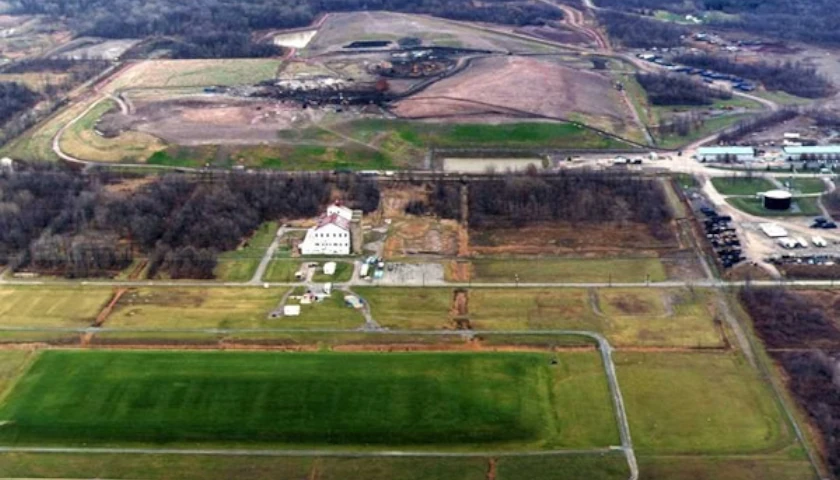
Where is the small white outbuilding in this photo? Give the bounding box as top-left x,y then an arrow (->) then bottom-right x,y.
283,305 -> 301,317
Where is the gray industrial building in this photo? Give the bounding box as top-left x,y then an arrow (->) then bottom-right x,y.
696,146 -> 755,163
783,145 -> 840,162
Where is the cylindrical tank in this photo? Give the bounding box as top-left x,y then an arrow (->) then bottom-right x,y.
763,190 -> 793,210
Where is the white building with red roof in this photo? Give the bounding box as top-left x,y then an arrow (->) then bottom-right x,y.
299,204 -> 353,255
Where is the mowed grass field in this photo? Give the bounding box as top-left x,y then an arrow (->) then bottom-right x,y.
0,287 -> 112,327
464,258 -> 668,284
214,221 -> 278,282
107,59 -> 282,91
616,352 -> 791,454
356,287 -> 724,348
0,350 -> 617,449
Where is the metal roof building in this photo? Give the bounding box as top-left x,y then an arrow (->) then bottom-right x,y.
697,146 -> 755,162
783,145 -> 840,161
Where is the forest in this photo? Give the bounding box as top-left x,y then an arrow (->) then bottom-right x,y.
11,0 -> 557,58
0,82 -> 39,126
740,288 -> 840,477
598,11 -> 687,48
420,171 -> 673,240
0,166 -> 379,279
636,72 -> 730,105
674,54 -> 834,99
717,108 -> 798,144
594,0 -> 840,46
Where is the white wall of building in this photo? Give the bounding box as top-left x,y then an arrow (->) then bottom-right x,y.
299,222 -> 351,255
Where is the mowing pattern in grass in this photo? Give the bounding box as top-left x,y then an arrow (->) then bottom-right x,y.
616,352 -> 790,454
0,351 -> 616,449
711,177 -> 775,196
727,196 -> 822,217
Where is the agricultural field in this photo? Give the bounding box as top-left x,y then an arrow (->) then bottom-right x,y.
0,286 -> 112,328
0,350 -> 618,450
356,287 -> 724,348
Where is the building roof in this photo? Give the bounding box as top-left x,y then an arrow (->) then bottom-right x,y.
759,223 -> 788,238
783,145 -> 840,155
697,146 -> 755,155
315,213 -> 350,231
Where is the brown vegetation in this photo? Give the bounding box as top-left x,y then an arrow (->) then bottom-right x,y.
393,56 -> 628,123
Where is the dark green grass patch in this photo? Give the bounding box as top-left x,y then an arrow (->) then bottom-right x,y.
711,177 -> 775,196
0,351 -> 616,450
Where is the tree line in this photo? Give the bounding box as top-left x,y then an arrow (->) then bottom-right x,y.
740,287 -> 840,477
636,72 -> 731,106
0,82 -> 39,126
674,54 -> 834,99
417,171 -> 673,240
716,108 -> 798,144
0,166 -> 380,279
598,11 -> 687,48
11,0 -> 558,58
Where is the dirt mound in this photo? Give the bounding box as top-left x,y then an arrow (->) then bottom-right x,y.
393,56 -> 627,122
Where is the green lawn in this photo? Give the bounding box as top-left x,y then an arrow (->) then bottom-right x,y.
0,287 -> 112,327
711,177 -> 775,196
656,114 -> 751,149
616,352 -> 791,454
312,261 -> 354,283
214,222 -> 278,282
0,351 -> 34,400
496,454 -> 629,480
0,350 -> 617,449
781,177 -> 826,194
726,196 -> 822,217
283,288 -> 365,329
264,260 -> 303,282
467,258 -> 668,283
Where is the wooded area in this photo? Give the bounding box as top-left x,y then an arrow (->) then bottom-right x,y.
636,72 -> 730,105
422,171 -> 673,240
717,108 -> 798,144
740,288 -> 840,478
11,0 -> 557,58
595,0 -> 840,46
674,54 -> 834,99
0,82 -> 39,126
598,11 -> 687,48
0,167 -> 380,279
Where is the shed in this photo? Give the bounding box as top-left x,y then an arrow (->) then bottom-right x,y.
759,223 -> 788,238
323,261 -> 337,276
283,305 -> 301,317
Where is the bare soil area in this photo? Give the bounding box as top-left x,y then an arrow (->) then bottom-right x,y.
99,97 -> 326,145
379,187 -> 461,257
470,221 -> 677,256
393,56 -> 629,123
